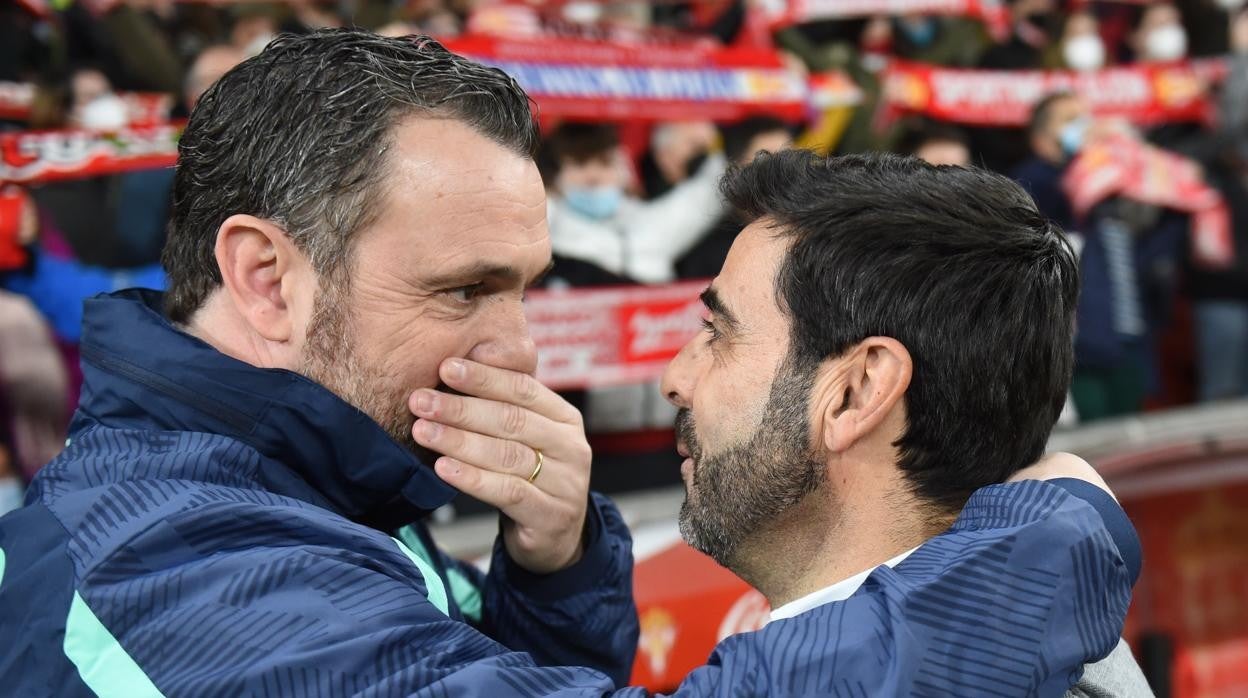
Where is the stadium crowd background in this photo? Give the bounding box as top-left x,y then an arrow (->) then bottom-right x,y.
2,0 -> 1247,508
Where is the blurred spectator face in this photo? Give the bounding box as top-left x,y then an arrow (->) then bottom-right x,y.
70,68 -> 127,131
376,21 -> 418,37
651,121 -> 717,187
233,14 -> 278,56
895,15 -> 939,47
421,11 -> 462,37
1060,12 -> 1105,71
741,131 -> 792,165
1232,9 -> 1248,53
914,139 -> 970,167
1031,94 -> 1091,164
556,152 -> 625,220
1134,4 -> 1187,62
185,45 -> 245,112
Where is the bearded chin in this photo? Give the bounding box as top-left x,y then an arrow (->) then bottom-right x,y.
676,358 -> 825,571
299,283 -> 443,466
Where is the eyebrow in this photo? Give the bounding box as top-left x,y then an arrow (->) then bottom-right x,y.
700,286 -> 740,332
425,259 -> 555,289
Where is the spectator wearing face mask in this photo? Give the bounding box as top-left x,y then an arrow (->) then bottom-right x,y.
1015,93 -> 1186,422
1131,2 -> 1188,64
541,123 -> 724,433
543,122 -> 726,284
1129,4 -> 1216,161
1048,10 -> 1107,71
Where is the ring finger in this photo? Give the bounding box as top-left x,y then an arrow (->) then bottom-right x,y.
413,418 -> 555,486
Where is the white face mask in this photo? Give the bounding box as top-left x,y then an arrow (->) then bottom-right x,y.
79,94 -> 129,131
1063,34 -> 1106,71
1145,24 -> 1188,61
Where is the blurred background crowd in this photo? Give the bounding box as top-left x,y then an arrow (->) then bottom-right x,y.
1,0 -> 1247,514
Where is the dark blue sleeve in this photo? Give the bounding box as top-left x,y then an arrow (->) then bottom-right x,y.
1048,477 -> 1141,584
640,479 -> 1136,697
477,491 -> 639,687
49,480 -> 1128,697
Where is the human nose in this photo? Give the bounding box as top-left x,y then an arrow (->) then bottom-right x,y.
661,338 -> 699,409
466,300 -> 539,376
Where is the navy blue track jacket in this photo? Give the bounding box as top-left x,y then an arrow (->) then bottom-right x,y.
0,290 -> 1139,696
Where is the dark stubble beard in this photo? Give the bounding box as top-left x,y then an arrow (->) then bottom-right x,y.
298,276 -> 438,464
675,355 -> 826,570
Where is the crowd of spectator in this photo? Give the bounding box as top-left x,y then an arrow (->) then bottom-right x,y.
2,0 -> 1248,513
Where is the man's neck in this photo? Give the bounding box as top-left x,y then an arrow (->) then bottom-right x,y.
184,295 -> 288,370
733,488 -> 948,610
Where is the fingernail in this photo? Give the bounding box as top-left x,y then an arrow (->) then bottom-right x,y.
416,420 -> 441,440
446,359 -> 466,381
415,390 -> 436,413
436,458 -> 460,477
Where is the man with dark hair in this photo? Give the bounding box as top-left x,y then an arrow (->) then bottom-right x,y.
0,29 -> 1140,696
2,29 -> 639,695
665,149 -> 1149,695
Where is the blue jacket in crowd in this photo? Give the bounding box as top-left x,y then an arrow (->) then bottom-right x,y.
0,289 -> 1139,696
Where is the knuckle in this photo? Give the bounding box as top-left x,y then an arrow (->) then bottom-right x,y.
474,366 -> 495,393
501,404 -> 528,437
571,442 -> 593,469
502,476 -> 526,507
513,373 -> 541,405
446,395 -> 467,422
502,442 -> 526,473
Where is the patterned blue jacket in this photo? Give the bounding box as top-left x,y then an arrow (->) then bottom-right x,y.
0,290 -> 1139,697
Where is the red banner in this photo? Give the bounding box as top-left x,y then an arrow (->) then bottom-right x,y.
764,0 -> 1009,37
1063,131 -> 1235,268
882,58 -> 1227,127
0,82 -> 174,126
526,281 -> 704,390
0,123 -> 182,184
444,35 -> 812,121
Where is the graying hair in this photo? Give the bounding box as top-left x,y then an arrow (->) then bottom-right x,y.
163,29 -> 539,323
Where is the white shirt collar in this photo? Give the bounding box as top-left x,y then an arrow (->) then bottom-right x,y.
768,546 -> 920,622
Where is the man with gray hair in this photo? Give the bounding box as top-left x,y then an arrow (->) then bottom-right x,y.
0,30 -> 1138,695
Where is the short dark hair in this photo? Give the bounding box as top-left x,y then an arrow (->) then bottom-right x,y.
722,150 -> 1079,513
163,29 -> 538,323
1028,91 -> 1078,137
537,122 -> 619,183
721,116 -> 791,164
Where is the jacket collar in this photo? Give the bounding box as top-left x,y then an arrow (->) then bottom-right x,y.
76,289 -> 457,526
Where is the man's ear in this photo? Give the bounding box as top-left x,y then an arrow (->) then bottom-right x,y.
813,337 -> 913,454
213,214 -> 302,343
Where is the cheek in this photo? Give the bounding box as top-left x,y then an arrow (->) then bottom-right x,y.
352,311 -> 467,390
693,347 -> 784,449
